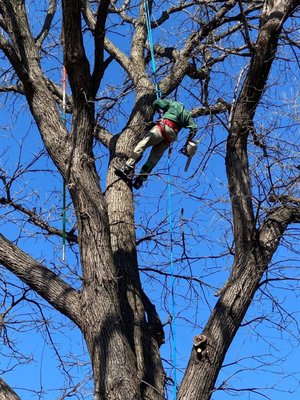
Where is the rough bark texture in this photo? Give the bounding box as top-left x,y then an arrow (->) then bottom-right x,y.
0,378 -> 21,400
178,1 -> 300,399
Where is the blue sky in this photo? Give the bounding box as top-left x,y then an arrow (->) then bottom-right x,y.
1,77 -> 300,400
1,2 -> 300,399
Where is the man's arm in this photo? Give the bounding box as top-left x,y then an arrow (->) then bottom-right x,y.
185,113 -> 198,131
180,129 -> 197,156
187,129 -> 197,142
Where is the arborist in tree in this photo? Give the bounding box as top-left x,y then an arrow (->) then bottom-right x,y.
115,98 -> 199,189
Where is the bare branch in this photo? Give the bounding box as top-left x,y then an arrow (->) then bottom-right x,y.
81,0 -> 96,30
0,196 -> 78,243
258,205 -> 300,256
82,0 -> 131,73
269,193 -> 300,206
93,124 -> 114,148
0,233 -> 81,326
237,0 -> 255,52
191,99 -> 230,117
63,0 -> 92,104
35,0 -> 57,48
92,0 -> 111,93
160,0 -> 238,94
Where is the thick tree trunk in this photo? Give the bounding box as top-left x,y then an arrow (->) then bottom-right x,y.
178,2 -> 299,398
178,253 -> 263,399
105,92 -> 166,399
67,158 -> 142,399
83,305 -> 141,400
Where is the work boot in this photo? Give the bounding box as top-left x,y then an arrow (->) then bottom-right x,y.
133,174 -> 147,189
115,164 -> 134,180
132,161 -> 153,189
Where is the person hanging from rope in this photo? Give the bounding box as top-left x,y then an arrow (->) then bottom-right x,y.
115,97 -> 198,189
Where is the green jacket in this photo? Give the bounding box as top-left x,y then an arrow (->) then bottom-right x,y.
153,98 -> 198,131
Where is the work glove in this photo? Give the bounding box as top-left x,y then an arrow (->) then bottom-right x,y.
187,129 -> 197,142
179,140 -> 198,157
180,130 -> 197,155
179,145 -> 189,156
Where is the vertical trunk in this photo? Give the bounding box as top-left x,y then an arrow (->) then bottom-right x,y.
105,93 -> 166,399
83,302 -> 141,400
178,254 -> 264,399
69,156 -> 141,399
179,2 -> 298,398
105,168 -> 166,399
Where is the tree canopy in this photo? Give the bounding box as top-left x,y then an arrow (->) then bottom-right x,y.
0,1 -> 300,399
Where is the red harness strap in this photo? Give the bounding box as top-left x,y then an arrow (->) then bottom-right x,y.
157,119 -> 179,144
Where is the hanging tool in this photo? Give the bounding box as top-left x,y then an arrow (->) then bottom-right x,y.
180,140 -> 200,172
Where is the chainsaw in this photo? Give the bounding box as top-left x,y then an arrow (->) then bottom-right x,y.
180,140 -> 200,172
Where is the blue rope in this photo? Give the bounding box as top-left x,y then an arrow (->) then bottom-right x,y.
167,151 -> 177,400
144,0 -> 160,99
144,3 -> 177,397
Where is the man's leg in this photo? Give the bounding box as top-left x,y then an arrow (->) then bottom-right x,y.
115,126 -> 164,180
114,136 -> 152,180
132,161 -> 154,189
126,126 -> 165,166
133,141 -> 170,189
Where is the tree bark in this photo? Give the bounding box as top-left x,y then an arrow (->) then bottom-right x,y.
0,1 -> 299,399
0,378 -> 21,400
178,1 -> 300,398
0,233 -> 81,325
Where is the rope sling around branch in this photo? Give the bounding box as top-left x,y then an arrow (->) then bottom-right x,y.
143,2 -> 177,398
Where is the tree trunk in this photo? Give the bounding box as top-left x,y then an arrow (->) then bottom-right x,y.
104,92 -> 166,399
0,379 -> 21,400
178,253 -> 261,399
67,158 -> 142,399
178,1 -> 300,398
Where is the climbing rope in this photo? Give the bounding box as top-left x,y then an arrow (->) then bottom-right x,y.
144,2 -> 177,398
62,65 -> 67,261
167,149 -> 177,400
144,0 -> 160,99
